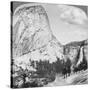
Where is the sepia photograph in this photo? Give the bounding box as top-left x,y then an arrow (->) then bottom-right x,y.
11,1 -> 88,88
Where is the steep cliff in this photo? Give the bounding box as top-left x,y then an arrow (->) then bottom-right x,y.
63,39 -> 88,68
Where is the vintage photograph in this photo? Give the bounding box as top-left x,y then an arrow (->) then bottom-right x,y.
11,1 -> 88,88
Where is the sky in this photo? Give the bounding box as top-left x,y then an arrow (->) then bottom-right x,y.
11,2 -> 88,45
42,4 -> 88,44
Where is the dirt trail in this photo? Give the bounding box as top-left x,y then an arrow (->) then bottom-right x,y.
45,70 -> 88,87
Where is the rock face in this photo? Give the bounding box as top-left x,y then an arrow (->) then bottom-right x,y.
63,40 -> 88,69
12,5 -> 63,70
13,5 -> 51,57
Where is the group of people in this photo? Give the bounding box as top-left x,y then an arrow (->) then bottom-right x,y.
61,58 -> 71,78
